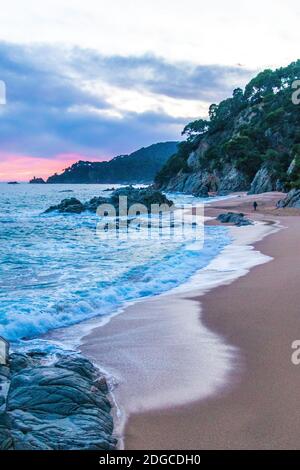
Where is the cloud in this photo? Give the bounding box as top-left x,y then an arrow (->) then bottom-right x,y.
71,50 -> 253,102
0,42 -> 253,166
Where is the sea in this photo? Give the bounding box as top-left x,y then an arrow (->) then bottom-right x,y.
0,183 -> 232,354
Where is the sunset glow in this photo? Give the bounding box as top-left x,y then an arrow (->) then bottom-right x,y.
0,153 -> 107,182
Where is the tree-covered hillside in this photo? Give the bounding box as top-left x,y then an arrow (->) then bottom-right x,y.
46,142 -> 178,184
155,61 -> 300,195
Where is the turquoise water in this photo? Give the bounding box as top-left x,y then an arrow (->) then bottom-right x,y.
0,183 -> 231,346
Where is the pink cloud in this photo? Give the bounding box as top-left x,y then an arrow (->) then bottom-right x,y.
0,152 -> 108,182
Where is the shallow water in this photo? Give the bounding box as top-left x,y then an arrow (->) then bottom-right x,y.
0,183 -> 231,350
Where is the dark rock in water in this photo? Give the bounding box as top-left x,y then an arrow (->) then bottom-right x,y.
30,177 -> 46,184
109,187 -> 173,212
44,198 -> 85,214
59,190 -> 74,193
276,188 -> 300,208
45,187 -> 173,215
84,196 -> 108,213
7,181 -> 19,185
0,353 -> 116,450
217,212 -> 253,226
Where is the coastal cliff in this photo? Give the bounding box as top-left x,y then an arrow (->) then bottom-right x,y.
0,352 -> 116,450
155,61 -> 300,196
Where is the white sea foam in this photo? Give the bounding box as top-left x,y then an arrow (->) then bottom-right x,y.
0,183 -> 232,347
78,219 -> 280,420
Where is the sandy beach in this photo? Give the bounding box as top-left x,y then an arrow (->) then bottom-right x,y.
81,192 -> 300,449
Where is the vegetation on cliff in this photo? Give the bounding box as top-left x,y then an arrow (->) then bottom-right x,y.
155,61 -> 300,194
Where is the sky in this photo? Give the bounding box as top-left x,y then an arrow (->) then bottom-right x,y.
0,0 -> 299,181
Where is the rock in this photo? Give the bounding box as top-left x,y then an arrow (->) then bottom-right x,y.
287,158 -> 296,176
162,163 -> 249,196
217,212 -> 253,226
7,181 -> 19,185
45,188 -> 173,215
248,165 -> 277,194
164,171 -> 211,196
30,177 -> 46,184
44,198 -> 85,214
84,196 -> 108,213
218,165 -> 249,192
277,188 -> 300,208
9,353 -> 34,373
0,365 -> 10,380
275,179 -> 284,192
0,352 -> 116,450
109,187 -> 173,212
0,414 -> 13,450
55,356 -> 96,381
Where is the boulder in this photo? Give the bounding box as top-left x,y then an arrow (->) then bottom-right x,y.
109,187 -> 173,211
277,188 -> 300,208
217,212 -> 253,226
45,187 -> 173,215
0,353 -> 116,450
44,198 -> 85,214
84,196 -> 108,213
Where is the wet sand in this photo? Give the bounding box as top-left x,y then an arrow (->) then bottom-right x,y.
79,192 -> 300,448
125,194 -> 300,449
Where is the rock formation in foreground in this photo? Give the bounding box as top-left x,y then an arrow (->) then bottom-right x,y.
0,352 -> 116,450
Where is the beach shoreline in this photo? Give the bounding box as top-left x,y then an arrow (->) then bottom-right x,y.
79,192 -> 291,449
124,193 -> 300,449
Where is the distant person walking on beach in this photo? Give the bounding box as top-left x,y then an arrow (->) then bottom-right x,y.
253,201 -> 258,211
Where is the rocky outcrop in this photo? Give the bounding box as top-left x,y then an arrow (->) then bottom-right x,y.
287,158 -> 296,176
248,165 -> 281,194
163,164 -> 249,197
45,198 -> 85,214
45,187 -> 173,215
218,165 -> 249,193
0,352 -> 116,450
30,177 -> 46,184
163,171 -> 210,196
217,212 -> 253,226
277,189 -> 300,208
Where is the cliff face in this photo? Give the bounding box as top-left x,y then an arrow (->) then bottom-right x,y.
47,142 -> 178,184
155,61 -> 300,195
277,188 -> 300,208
